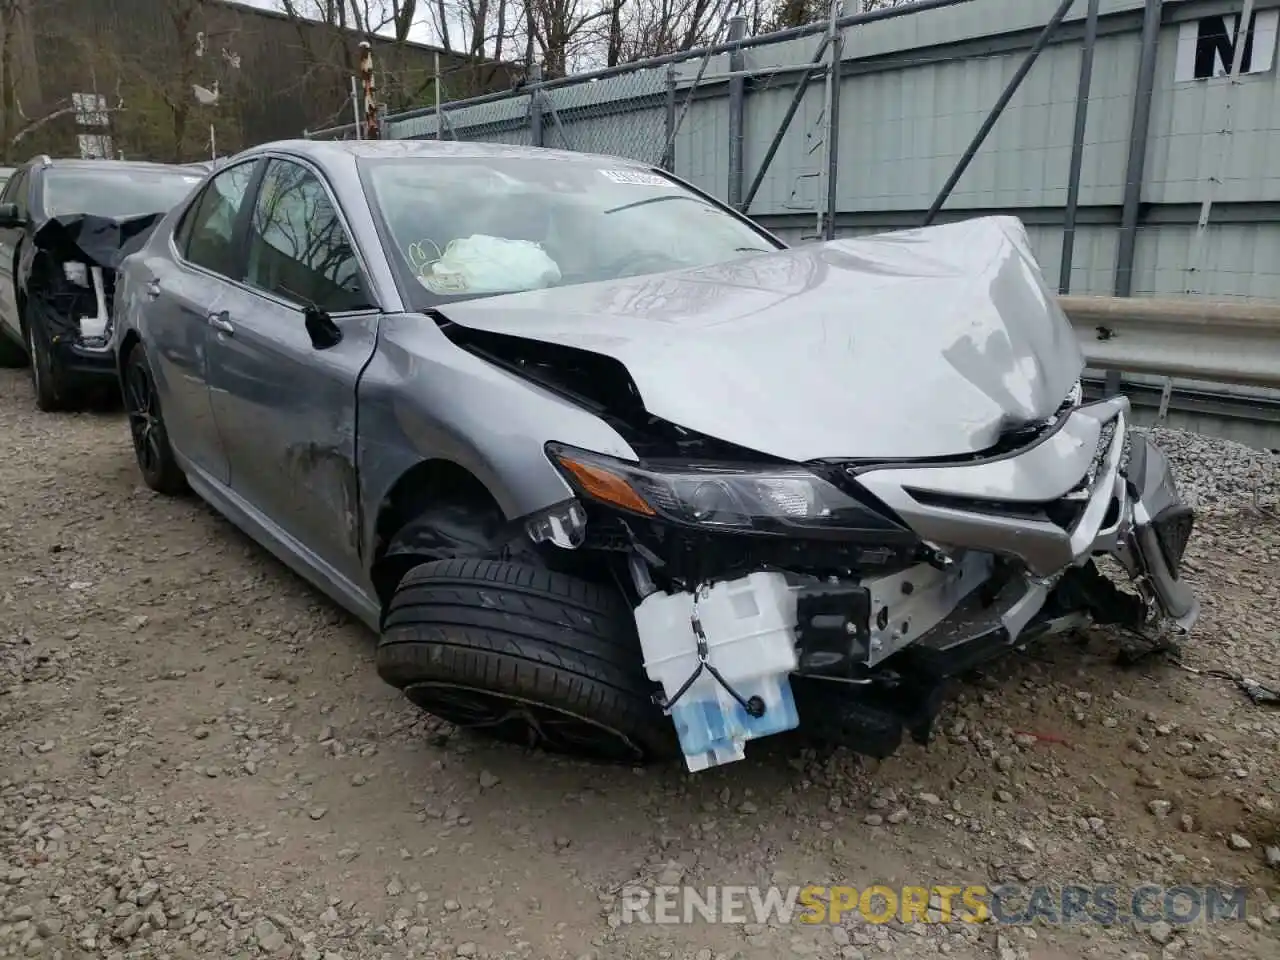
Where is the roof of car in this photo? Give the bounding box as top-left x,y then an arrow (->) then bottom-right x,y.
245,138 -> 653,169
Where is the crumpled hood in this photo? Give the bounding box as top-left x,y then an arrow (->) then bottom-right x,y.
32,212 -> 165,270
436,216 -> 1084,461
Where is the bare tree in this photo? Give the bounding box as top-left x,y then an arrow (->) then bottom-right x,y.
16,0 -> 231,162
523,0 -> 615,76
275,0 -> 374,129
426,0 -> 514,60
5,92 -> 126,156
158,0 -> 205,161
0,0 -> 41,160
264,0 -> 928,93
81,0 -> 243,161
610,0 -> 733,63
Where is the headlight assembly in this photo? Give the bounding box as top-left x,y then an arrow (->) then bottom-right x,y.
546,443 -> 905,535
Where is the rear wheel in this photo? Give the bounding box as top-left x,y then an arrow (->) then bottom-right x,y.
123,341 -> 187,495
376,558 -> 677,763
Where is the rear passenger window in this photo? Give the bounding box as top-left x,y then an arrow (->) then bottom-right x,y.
180,162 -> 255,278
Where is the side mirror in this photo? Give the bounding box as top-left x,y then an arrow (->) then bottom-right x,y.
304,305 -> 343,350
0,202 -> 23,229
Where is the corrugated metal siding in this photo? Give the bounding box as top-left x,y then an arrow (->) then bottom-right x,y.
383,0 -> 1280,303
827,44 -> 1080,211
1129,222 -> 1280,298
1146,24 -> 1280,204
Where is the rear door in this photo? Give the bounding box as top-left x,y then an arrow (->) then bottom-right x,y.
0,168 -> 30,343
205,155 -> 380,586
142,159 -> 260,485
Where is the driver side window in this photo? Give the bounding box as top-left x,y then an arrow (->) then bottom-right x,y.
245,159 -> 370,313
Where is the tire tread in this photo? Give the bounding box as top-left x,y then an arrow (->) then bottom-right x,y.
377,558 -> 676,761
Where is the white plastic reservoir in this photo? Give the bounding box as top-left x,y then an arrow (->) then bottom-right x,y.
633,572 -> 801,772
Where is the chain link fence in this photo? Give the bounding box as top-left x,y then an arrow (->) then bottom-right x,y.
532,68 -> 673,165
305,59 -> 682,167
386,91 -> 535,146
372,63 -> 680,168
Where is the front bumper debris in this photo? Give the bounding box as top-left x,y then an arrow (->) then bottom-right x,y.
854,395 -> 1199,640
28,212 -> 160,377
628,396 -> 1199,771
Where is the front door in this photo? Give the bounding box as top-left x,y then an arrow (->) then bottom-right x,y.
143,159 -> 260,485
205,156 -> 380,586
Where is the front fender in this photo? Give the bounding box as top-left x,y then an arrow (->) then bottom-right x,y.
356,312 -> 638,559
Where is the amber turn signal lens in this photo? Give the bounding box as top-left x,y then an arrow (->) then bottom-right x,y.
556,457 -> 656,516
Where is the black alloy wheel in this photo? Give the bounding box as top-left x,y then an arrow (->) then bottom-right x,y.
123,342 -> 187,495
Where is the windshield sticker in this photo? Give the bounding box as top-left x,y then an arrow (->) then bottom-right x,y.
598,169 -> 668,187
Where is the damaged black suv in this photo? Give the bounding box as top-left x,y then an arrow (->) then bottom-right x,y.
0,156 -> 205,410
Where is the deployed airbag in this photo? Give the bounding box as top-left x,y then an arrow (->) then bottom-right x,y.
418,235 -> 561,296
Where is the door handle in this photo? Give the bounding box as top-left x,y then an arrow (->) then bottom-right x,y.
207,310 -> 234,335
145,279 -> 161,300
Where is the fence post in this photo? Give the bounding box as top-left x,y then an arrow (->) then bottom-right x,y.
1114,0 -> 1162,298
1111,0 -> 1162,397
923,0 -> 1077,226
529,62 -> 545,148
359,41 -> 379,139
822,0 -> 843,240
727,14 -> 747,208
351,76 -> 363,139
433,52 -> 443,140
741,34 -> 830,213
663,66 -> 677,171
1060,0 -> 1100,295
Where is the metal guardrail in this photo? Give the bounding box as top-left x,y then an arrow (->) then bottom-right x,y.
1059,296 -> 1280,390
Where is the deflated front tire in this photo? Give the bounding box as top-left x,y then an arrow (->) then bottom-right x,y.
376,558 -> 679,763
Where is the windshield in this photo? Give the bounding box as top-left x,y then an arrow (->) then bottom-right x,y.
44,167 -> 205,219
360,156 -> 780,305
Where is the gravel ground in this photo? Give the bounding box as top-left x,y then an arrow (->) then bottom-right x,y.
1,366 -> 1278,960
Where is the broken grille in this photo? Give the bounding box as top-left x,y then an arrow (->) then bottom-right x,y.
905,416 -> 1127,534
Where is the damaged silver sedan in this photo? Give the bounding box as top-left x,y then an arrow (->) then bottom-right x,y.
110,139 -> 1198,772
